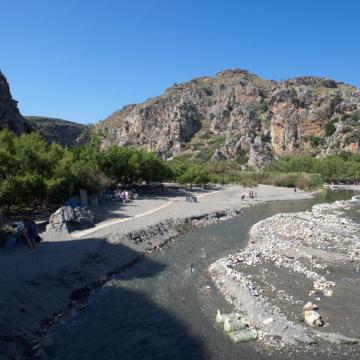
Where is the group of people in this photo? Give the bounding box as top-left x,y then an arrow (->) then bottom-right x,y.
240,190 -> 258,200
114,189 -> 137,204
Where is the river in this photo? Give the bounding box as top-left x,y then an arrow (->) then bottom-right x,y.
49,191 -> 357,360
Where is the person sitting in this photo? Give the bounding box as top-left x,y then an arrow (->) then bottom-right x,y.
23,216 -> 37,253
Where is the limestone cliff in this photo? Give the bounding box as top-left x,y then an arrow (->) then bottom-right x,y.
98,69 -> 360,167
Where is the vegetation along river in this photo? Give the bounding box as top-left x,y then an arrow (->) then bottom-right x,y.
49,191 -> 358,360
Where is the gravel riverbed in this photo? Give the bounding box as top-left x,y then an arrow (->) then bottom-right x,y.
210,198 -> 360,356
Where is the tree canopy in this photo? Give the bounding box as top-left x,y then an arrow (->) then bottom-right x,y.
1,128 -> 359,214
0,130 -> 173,212
266,154 -> 360,183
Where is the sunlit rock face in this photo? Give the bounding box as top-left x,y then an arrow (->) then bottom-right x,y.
99,69 -> 360,167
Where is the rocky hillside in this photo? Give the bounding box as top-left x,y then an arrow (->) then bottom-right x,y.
0,71 -> 32,134
25,116 -> 88,147
98,69 -> 360,167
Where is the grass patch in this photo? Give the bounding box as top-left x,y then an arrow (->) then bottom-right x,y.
211,171 -> 322,190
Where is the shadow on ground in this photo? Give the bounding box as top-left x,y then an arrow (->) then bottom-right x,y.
92,188 -> 217,223
0,235 -> 207,360
47,241 -> 207,360
50,288 -> 207,360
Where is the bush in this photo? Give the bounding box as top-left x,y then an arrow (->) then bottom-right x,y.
325,121 -> 336,136
235,149 -> 249,165
169,160 -> 210,184
267,154 -> 360,183
259,100 -> 269,112
303,135 -> 324,147
330,95 -> 342,110
231,171 -> 322,190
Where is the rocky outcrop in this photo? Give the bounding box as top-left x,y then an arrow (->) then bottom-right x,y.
47,206 -> 94,233
98,69 -> 360,167
0,71 -> 31,134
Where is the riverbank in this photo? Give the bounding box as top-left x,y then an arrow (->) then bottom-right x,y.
334,184 -> 360,192
0,185 -> 312,359
209,198 -> 360,356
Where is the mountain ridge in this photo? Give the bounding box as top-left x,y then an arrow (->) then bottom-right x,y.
98,69 -> 360,167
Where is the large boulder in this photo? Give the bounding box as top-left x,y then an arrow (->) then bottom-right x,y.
47,206 -> 94,233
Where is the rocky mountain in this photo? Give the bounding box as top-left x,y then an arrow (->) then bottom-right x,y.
0,70 -> 88,146
25,116 -> 88,147
98,69 -> 360,167
0,71 -> 32,134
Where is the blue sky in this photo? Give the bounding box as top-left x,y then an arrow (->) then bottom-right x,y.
1,0 -> 359,124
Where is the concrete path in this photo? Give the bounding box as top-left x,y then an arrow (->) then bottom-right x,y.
72,200 -> 175,238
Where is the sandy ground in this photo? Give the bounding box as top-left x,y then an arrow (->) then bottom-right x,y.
71,185 -> 311,239
0,185 -> 312,359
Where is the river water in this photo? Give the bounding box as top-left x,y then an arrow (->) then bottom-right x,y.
50,191 -> 357,360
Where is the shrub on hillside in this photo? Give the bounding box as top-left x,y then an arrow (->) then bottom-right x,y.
325,121 -> 336,136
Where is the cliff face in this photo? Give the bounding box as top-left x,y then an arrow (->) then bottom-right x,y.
99,69 -> 360,167
0,71 -> 31,134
